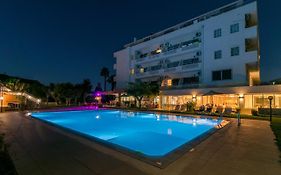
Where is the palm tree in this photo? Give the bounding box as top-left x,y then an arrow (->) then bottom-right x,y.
107,74 -> 115,91
100,67 -> 109,91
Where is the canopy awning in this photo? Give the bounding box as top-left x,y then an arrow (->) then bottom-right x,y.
203,90 -> 224,96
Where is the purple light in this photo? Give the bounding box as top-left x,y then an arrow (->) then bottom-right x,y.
95,92 -> 101,97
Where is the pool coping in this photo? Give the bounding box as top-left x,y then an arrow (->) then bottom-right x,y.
30,109 -> 230,168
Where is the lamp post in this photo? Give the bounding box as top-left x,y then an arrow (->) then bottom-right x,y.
268,96 -> 273,122
237,94 -> 244,126
0,86 -> 3,113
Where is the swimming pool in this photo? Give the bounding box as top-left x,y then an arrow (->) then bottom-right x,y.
32,109 -> 223,165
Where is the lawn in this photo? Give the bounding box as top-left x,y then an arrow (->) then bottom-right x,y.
271,117 -> 281,161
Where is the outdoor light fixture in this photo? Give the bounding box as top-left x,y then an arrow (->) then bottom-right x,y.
0,86 -> 3,113
156,49 -> 162,54
95,92 -> 101,97
192,95 -> 197,102
238,94 -> 244,101
268,96 -> 273,122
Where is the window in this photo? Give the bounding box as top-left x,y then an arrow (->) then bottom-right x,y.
214,28 -> 222,38
230,23 -> 239,33
182,57 -> 199,65
231,47 -> 239,56
212,69 -> 232,81
212,71 -> 221,81
214,50 -> 222,59
150,65 -> 161,71
172,79 -> 180,86
167,61 -> 180,68
222,69 -> 232,80
182,76 -> 199,84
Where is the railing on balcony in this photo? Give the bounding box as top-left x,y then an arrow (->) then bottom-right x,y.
134,37 -> 201,61
245,37 -> 258,52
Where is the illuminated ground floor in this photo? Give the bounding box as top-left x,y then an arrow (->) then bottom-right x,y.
159,84 -> 281,114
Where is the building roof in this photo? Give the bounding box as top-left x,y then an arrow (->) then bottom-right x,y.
124,0 -> 255,48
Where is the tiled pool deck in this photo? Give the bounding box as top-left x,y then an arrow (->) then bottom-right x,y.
0,112 -> 280,175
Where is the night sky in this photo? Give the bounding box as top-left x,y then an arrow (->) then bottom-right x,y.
0,0 -> 280,85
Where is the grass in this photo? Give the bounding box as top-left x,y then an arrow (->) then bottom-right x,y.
0,134 -> 18,175
270,117 -> 281,161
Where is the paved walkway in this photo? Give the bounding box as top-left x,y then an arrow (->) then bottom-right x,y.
0,112 -> 280,175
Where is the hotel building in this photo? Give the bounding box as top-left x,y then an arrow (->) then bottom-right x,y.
113,0 -> 281,114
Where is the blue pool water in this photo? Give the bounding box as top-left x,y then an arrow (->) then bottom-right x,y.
32,110 -> 221,157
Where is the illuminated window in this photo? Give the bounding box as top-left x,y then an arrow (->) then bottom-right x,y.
167,79 -> 172,86
140,68 -> 144,73
130,69 -> 134,75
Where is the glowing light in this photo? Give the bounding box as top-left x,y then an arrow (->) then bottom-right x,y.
95,92 -> 101,97
156,49 -> 162,54
156,114 -> 160,121
96,115 -> 100,119
192,95 -> 197,101
37,99 -> 41,103
238,94 -> 244,101
25,112 -> 32,116
167,79 -> 172,86
0,96 -> 3,100
167,128 -> 172,135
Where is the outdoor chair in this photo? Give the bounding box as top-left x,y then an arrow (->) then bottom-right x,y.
180,105 -> 187,111
205,106 -> 213,113
216,106 -> 224,114
223,107 -> 233,115
174,105 -> 180,111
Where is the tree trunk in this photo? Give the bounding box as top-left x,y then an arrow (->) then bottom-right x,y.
104,76 -> 107,91
136,96 -> 143,109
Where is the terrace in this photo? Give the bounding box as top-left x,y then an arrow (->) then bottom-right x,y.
0,110 -> 280,175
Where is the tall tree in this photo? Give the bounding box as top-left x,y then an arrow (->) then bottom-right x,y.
81,79 -> 92,103
126,82 -> 159,108
107,74 -> 116,91
5,79 -> 29,92
100,67 -> 109,91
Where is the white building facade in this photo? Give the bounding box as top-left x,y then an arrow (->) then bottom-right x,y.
114,0 -> 259,91
113,0 -> 279,114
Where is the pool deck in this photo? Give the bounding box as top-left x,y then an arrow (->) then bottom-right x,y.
0,112 -> 280,175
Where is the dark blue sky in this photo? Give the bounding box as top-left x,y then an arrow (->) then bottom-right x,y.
0,0 -> 280,85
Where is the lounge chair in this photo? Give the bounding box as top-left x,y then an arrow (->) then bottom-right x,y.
180,105 -> 187,111
205,106 -> 213,113
216,106 -> 223,114
223,107 -> 233,115
174,105 -> 180,111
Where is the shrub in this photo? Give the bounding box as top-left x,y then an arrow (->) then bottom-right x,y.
186,101 -> 196,112
251,109 -> 258,116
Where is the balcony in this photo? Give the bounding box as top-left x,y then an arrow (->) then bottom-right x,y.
161,76 -> 200,90
134,37 -> 201,62
245,13 -> 257,28
245,37 -> 258,52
